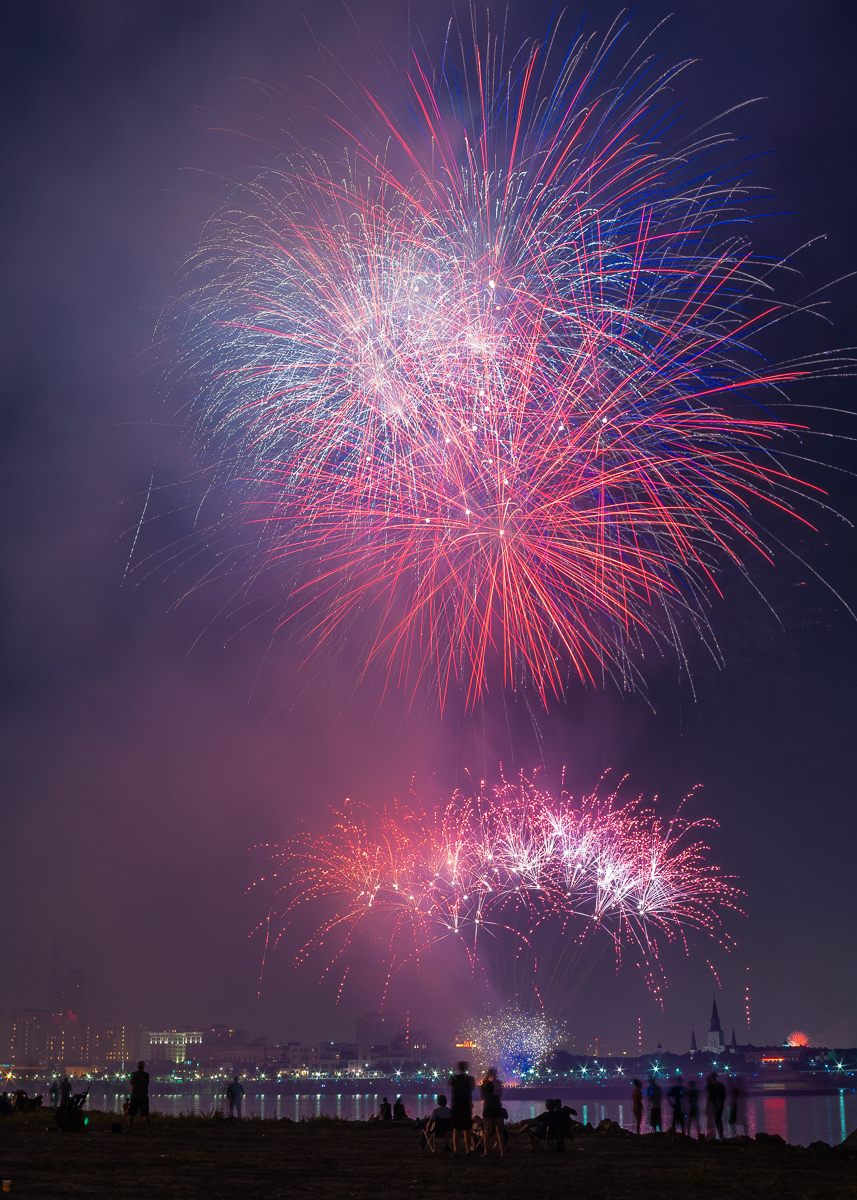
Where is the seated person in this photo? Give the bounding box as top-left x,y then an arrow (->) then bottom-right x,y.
393,1097 -> 407,1121
517,1097 -> 552,1135
419,1094 -> 453,1148
558,1102 -> 578,1137
519,1098 -> 568,1149
378,1097 -> 392,1120
543,1099 -> 568,1150
429,1095 -> 452,1126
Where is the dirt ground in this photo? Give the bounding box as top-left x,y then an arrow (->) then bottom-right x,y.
1,1111 -> 856,1199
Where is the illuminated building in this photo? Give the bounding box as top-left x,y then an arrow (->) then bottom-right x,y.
141,1029 -> 203,1064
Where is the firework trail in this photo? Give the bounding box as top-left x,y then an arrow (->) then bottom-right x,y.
258,773 -> 742,1005
176,14 -> 845,705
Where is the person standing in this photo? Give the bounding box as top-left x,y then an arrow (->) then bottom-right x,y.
49,1078 -> 59,1109
631,1079 -> 644,1134
687,1079 -> 702,1138
728,1076 -> 743,1136
705,1072 -> 718,1139
646,1076 -> 662,1133
668,1076 -> 685,1134
128,1061 -> 151,1133
226,1075 -> 244,1119
714,1073 -> 727,1140
60,1076 -> 71,1106
480,1069 -> 503,1106
480,1080 -> 505,1156
449,1061 -> 476,1154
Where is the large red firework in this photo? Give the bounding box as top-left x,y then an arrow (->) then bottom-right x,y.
178,16 -> 840,704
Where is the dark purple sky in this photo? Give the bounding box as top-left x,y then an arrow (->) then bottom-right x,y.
2,0 -> 856,1054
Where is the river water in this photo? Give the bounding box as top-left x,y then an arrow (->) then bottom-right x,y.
83,1086 -> 856,1147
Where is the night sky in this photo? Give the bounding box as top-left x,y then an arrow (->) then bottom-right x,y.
2,0 -> 856,1055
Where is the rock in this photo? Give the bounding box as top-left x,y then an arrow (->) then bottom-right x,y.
595,1118 -> 627,1138
755,1132 -> 786,1145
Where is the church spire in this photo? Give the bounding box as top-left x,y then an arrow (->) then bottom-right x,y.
730,1026 -> 737,1049
690,1028 -> 698,1053
710,998 -> 722,1033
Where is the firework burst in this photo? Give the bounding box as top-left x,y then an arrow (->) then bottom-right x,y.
176,14 -> 845,705
258,773 -> 742,1006
459,1004 -> 565,1081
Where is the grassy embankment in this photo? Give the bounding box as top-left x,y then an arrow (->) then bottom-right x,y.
1,1110 -> 856,1199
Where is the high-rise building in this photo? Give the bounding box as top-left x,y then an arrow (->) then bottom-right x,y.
0,1010 -> 13,1063
44,1013 -> 88,1065
48,968 -> 96,1021
11,1010 -> 50,1065
88,1020 -> 135,1068
356,1012 -> 401,1049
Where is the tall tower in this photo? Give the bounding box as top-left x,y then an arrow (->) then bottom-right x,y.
705,999 -> 725,1053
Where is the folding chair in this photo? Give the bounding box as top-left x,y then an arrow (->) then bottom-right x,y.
531,1113 -> 567,1151
421,1117 -> 454,1152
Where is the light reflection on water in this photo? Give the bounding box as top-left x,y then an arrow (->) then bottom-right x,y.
84,1086 -> 856,1147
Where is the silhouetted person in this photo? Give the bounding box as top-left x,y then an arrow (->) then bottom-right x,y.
631,1079 -> 643,1134
49,1079 -> 59,1109
480,1068 -> 503,1103
378,1097 -> 392,1120
419,1095 -> 451,1149
646,1077 -> 662,1132
480,1080 -> 504,1156
449,1061 -> 475,1154
227,1075 -> 244,1118
128,1061 -> 150,1133
60,1076 -> 71,1106
714,1074 -> 726,1139
705,1071 -> 717,1137
546,1097 -> 570,1151
687,1079 -> 701,1137
668,1076 -> 685,1133
728,1076 -> 743,1135
393,1096 -> 407,1120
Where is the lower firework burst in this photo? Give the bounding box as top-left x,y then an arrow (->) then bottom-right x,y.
256,772 -> 742,1007
459,1004 -> 565,1082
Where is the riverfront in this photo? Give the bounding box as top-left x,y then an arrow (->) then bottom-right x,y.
2,1109 -> 857,1200
79,1083 -> 857,1148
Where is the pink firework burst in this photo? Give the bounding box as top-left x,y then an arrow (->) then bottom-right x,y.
257,773 -> 742,1006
